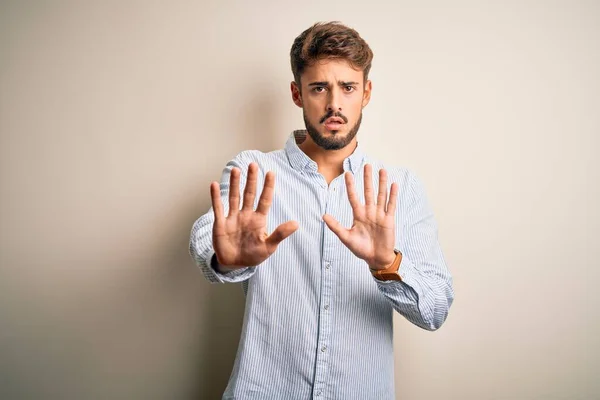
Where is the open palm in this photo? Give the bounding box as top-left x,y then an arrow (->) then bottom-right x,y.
211,162 -> 298,268
323,164 -> 398,270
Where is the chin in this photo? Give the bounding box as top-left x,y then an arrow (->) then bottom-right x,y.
323,128 -> 345,135
303,113 -> 360,151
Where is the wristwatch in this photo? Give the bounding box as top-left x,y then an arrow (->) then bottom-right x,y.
370,250 -> 403,281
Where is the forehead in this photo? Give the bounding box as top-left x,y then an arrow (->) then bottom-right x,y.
301,59 -> 364,85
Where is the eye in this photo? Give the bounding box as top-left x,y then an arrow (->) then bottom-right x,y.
344,86 -> 356,93
313,86 -> 327,93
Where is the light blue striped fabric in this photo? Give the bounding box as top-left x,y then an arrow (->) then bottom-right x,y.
189,130 -> 454,400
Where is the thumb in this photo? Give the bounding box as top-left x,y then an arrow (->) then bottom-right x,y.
266,220 -> 299,251
322,214 -> 350,244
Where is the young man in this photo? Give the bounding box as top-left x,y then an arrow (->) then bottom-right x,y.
190,21 -> 454,400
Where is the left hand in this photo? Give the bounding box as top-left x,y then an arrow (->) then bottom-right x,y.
323,164 -> 399,270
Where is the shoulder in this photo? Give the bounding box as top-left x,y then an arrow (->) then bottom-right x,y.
228,148 -> 287,178
364,156 -> 419,186
233,148 -> 286,165
230,149 -> 264,164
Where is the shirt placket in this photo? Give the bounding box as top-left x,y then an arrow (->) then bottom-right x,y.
313,176 -> 342,399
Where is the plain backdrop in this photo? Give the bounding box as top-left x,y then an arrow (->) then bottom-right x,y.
1,1 -> 599,399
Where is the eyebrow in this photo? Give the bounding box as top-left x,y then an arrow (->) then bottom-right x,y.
307,81 -> 360,87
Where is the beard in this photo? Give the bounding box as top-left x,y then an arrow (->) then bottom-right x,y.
303,110 -> 362,151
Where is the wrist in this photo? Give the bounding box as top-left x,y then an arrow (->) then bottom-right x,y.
369,251 -> 397,271
211,254 -> 238,273
369,250 -> 403,282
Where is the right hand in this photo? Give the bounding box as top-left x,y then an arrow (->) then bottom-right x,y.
211,162 -> 299,269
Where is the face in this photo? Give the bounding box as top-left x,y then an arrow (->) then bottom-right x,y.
291,59 -> 372,150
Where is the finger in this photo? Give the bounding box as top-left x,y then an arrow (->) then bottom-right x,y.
265,220 -> 299,251
210,181 -> 225,228
322,214 -> 350,245
386,182 -> 399,216
377,168 -> 387,211
242,163 -> 258,211
344,172 -> 362,213
228,167 -> 241,216
256,171 -> 275,215
363,164 -> 374,206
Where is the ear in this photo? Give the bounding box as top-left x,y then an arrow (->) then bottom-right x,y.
362,80 -> 372,108
291,81 -> 303,108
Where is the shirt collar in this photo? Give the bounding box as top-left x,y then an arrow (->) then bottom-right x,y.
284,129 -> 365,174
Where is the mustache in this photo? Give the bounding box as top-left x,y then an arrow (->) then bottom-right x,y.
319,111 -> 348,124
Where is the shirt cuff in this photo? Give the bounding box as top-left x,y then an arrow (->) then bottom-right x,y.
202,248 -> 255,283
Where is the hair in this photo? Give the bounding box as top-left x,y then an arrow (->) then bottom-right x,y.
290,21 -> 373,87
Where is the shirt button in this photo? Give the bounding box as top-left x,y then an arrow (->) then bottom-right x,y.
316,391 -> 322,396
324,304 -> 329,310
325,263 -> 330,269
321,346 -> 327,352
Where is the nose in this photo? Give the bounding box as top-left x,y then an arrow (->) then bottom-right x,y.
326,89 -> 342,113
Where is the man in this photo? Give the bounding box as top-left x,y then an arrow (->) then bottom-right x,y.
190,21 -> 454,400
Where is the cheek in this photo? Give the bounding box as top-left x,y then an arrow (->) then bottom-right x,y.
304,104 -> 323,119
347,104 -> 363,120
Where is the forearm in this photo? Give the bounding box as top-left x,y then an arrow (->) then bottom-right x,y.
373,253 -> 454,330
188,153 -> 257,284
372,170 -> 454,330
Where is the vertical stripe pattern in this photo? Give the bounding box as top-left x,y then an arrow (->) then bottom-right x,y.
189,130 -> 454,400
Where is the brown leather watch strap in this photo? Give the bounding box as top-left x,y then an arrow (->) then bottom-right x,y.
370,250 -> 403,281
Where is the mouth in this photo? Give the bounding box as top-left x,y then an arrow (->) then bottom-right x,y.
323,117 -> 345,131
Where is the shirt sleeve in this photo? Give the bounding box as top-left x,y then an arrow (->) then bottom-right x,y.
372,171 -> 455,331
188,151 -> 258,284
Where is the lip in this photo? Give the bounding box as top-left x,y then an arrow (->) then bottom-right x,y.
324,117 -> 344,124
324,122 -> 343,131
323,117 -> 345,131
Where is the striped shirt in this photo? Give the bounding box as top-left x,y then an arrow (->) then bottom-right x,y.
189,130 -> 454,400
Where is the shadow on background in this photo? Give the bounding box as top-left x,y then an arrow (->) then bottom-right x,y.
193,89 -> 286,399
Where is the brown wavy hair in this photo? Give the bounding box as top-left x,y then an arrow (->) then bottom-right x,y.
290,21 -> 374,87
